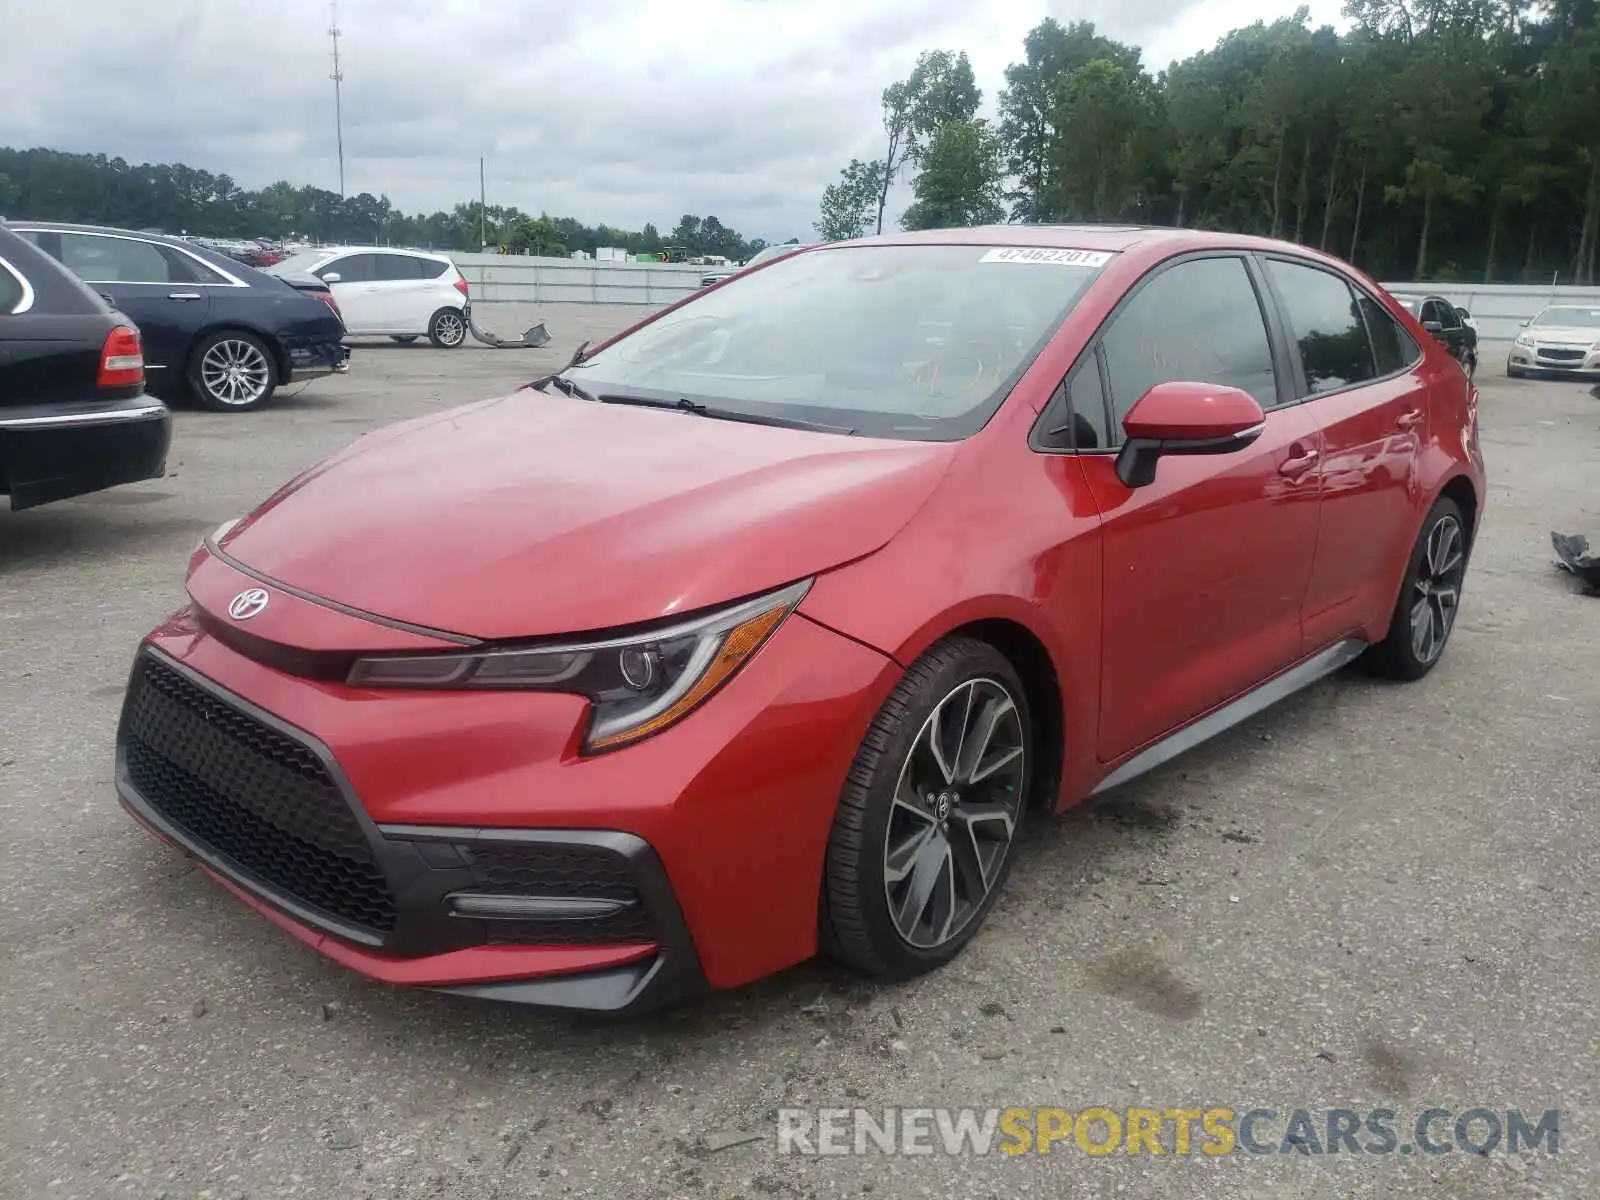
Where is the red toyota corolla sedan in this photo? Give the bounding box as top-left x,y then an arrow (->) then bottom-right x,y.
116,226 -> 1485,1012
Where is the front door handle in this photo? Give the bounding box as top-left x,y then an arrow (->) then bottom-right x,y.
1396,409 -> 1424,430
168,292 -> 202,301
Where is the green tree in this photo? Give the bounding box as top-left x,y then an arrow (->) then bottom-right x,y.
1045,59 -> 1162,222
900,119 -> 1005,230
816,158 -> 883,241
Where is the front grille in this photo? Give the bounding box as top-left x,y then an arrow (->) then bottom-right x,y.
121,655 -> 397,934
1538,348 -> 1586,362
460,842 -> 654,945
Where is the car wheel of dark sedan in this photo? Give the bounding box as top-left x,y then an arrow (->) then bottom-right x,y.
428,308 -> 468,349
391,335 -> 419,344
823,637 -> 1031,978
188,330 -> 278,412
1364,496 -> 1469,681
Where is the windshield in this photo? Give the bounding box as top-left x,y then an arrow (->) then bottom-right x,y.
269,250 -> 332,274
571,243 -> 1109,440
1533,306 -> 1600,329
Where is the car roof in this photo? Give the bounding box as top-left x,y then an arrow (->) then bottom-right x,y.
9,219 -> 196,243
842,223 -> 1360,260
313,245 -> 449,259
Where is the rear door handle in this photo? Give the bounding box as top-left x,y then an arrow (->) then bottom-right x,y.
1279,446 -> 1319,476
1396,409 -> 1424,430
168,292 -> 202,301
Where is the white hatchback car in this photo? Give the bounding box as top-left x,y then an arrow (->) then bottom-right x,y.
270,247 -> 471,348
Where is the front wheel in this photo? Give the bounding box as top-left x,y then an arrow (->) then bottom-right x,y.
188,331 -> 278,412
1363,496 -> 1469,681
822,638 -> 1031,978
428,307 -> 468,348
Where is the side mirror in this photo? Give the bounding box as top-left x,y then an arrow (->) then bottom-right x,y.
1421,319 -> 1444,333
320,272 -> 342,283
1115,381 -> 1266,488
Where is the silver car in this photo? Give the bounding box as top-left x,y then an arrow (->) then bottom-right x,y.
1507,304 -> 1600,379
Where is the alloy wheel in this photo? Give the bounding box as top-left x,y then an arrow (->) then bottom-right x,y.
882,677 -> 1025,950
1410,513 -> 1465,665
434,311 -> 466,346
200,338 -> 272,407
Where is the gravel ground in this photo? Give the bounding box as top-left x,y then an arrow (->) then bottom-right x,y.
1,309 -> 1597,1200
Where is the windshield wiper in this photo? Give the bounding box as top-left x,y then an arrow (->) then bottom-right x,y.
597,394 -> 855,435
525,341 -> 598,402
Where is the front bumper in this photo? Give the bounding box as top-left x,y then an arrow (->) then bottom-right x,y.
115,588 -> 896,1009
0,397 -> 170,510
1506,344 -> 1600,377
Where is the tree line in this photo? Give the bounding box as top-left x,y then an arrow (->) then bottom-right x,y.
816,0 -> 1600,283
0,147 -> 774,262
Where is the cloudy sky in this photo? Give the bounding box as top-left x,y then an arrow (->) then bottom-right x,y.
0,0 -> 1348,243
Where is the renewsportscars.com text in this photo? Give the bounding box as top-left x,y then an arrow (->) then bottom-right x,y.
776,1106 -> 1560,1157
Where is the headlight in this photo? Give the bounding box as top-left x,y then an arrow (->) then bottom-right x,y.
1515,333 -> 1534,348
346,579 -> 812,752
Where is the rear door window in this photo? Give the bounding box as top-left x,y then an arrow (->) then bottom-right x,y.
1100,255 -> 1278,437
1265,258 -> 1377,394
374,254 -> 428,281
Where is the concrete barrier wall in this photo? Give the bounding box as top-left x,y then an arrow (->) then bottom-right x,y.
455,253 -> 703,306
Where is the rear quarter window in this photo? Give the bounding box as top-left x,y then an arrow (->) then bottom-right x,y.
0,257 -> 26,312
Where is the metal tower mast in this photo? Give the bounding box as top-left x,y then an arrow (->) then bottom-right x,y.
329,1 -> 346,197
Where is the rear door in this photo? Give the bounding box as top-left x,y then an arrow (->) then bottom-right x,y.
368,253 -> 432,332
1079,253 -> 1323,761
315,253 -> 381,331
1259,256 -> 1428,647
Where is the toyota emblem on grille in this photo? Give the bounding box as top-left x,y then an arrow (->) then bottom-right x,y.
228,587 -> 270,620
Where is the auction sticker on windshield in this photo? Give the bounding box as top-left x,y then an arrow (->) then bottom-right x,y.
980,248 -> 1114,267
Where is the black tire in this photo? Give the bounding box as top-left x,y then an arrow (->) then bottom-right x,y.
1363,496 -> 1469,681
390,335 -> 419,344
1506,360 -> 1525,379
427,307 -> 468,349
187,330 -> 278,412
822,637 -> 1032,978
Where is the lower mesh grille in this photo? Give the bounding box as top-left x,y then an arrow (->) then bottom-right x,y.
121,654 -> 397,934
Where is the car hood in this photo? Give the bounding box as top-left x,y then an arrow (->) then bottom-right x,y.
216,392 -> 957,640
1524,325 -> 1600,344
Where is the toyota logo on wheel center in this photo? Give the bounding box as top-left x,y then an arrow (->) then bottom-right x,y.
227,588 -> 270,620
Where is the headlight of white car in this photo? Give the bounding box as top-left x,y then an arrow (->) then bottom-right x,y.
1515,333 -> 1535,348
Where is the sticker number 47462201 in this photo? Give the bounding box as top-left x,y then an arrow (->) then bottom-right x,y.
979,247 -> 1114,267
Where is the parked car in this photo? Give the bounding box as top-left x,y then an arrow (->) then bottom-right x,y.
1396,294 -> 1477,377
1506,304 -> 1600,379
0,220 -> 170,510
115,226 -> 1484,1013
268,247 -> 471,347
701,242 -> 813,287
9,221 -> 348,412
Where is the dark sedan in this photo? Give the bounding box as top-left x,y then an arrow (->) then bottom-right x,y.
0,220 -> 171,509
9,221 -> 349,412
1397,293 -> 1477,378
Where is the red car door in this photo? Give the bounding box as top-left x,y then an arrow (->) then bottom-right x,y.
1257,257 -> 1429,649
1070,254 -> 1323,762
